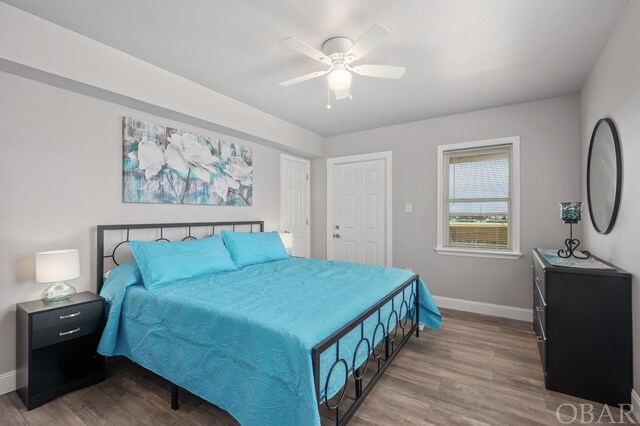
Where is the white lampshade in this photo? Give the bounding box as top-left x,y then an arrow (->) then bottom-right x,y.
36,249 -> 80,283
278,232 -> 294,249
327,69 -> 352,91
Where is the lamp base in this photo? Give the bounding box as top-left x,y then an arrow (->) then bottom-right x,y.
557,223 -> 591,260
41,281 -> 76,303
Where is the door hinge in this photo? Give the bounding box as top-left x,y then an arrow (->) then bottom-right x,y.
306,219 -> 309,225
306,174 -> 309,181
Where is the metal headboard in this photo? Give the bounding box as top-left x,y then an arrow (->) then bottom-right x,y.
96,221 -> 264,292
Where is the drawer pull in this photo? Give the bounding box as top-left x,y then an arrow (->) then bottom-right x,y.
536,315 -> 547,341
535,281 -> 547,307
59,327 -> 81,336
59,312 -> 81,320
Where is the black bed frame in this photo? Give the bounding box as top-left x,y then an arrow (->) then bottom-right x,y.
97,221 -> 420,425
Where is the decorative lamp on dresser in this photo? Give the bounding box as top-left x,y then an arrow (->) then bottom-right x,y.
532,248 -> 632,406
16,292 -> 105,410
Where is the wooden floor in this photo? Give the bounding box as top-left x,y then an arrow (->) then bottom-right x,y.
1,308 -> 635,425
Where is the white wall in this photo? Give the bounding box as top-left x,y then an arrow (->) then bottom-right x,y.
579,0 -> 640,402
0,2 -> 324,158
0,71 -> 292,381
313,95 -> 583,309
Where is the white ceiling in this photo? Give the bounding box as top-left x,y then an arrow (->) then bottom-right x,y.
3,0 -> 628,136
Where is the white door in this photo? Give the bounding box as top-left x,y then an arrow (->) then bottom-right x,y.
280,155 -> 310,257
331,159 -> 386,265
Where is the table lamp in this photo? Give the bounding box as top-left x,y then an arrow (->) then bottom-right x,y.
278,232 -> 294,255
36,249 -> 79,302
557,202 -> 590,259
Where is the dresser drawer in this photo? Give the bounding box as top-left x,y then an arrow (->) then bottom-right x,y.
32,302 -> 102,331
534,288 -> 546,330
533,255 -> 546,300
534,314 -> 547,372
32,319 -> 101,350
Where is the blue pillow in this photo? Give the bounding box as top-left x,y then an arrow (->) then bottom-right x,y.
100,261 -> 142,303
129,235 -> 237,289
221,231 -> 289,268
98,261 -> 144,354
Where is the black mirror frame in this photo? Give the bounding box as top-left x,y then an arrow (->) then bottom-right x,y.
586,118 -> 622,235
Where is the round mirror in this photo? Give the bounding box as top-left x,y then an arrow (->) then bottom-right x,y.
586,118 -> 621,234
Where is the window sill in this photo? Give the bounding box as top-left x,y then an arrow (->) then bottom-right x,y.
434,247 -> 523,260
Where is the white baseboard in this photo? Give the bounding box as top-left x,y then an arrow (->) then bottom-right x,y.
0,370 -> 16,395
433,295 -> 533,322
631,388 -> 640,422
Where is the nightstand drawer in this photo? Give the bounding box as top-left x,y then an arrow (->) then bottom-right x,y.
32,319 -> 101,350
32,302 -> 102,331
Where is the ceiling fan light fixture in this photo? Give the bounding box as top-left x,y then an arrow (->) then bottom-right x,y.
280,24 -> 404,106
327,69 -> 352,91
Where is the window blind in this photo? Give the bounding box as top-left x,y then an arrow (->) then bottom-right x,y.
443,144 -> 512,250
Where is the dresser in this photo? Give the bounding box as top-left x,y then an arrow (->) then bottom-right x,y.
16,292 -> 105,410
532,249 -> 632,405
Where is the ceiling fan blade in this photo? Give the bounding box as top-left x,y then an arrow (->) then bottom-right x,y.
334,89 -> 350,100
351,64 -> 406,79
282,38 -> 332,64
279,69 -> 329,86
346,24 -> 391,60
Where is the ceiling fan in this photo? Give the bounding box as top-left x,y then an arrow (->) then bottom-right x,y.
279,24 -> 406,108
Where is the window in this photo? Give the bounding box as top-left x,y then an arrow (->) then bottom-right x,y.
436,137 -> 521,259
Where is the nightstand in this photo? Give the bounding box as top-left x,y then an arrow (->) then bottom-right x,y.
16,291 -> 105,410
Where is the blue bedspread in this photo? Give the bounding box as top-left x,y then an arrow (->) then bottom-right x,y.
98,258 -> 441,425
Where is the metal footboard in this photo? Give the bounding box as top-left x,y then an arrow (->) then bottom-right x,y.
312,274 -> 421,425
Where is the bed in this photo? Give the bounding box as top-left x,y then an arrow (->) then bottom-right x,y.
96,221 -> 441,425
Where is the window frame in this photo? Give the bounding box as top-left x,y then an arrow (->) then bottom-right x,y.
435,136 -> 522,260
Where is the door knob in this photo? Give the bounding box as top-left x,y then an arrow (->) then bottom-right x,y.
333,233 -> 341,238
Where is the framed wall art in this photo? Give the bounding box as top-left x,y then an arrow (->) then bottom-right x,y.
122,117 -> 252,206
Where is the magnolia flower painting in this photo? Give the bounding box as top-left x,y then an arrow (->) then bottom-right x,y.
122,117 -> 253,205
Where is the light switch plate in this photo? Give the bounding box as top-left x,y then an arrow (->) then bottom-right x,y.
405,202 -> 412,213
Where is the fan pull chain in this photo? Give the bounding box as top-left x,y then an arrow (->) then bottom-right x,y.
326,86 -> 332,109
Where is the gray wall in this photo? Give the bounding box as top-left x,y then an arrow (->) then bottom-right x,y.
0,71 -> 289,377
579,1 -> 640,398
312,94 -> 583,309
